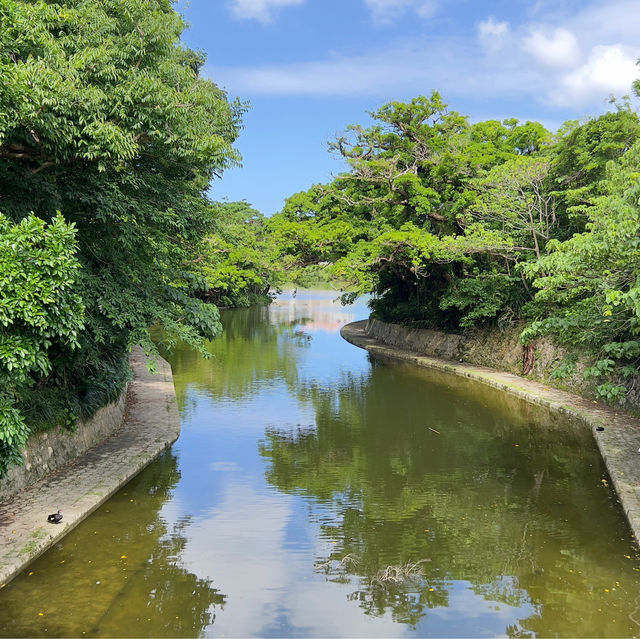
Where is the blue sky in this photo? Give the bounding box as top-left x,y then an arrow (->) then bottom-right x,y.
176,0 -> 640,216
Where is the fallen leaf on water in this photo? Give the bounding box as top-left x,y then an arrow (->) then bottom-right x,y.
28,572 -> 34,576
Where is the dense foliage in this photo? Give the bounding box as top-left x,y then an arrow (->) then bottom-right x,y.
0,0 -> 245,472
522,140 -> 640,401
199,200 -> 284,308
0,213 -> 84,469
269,91 -> 640,401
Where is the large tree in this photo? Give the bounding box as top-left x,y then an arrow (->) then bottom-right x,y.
0,0 -> 245,470
522,139 -> 640,401
270,94 -> 552,328
271,93 -> 640,341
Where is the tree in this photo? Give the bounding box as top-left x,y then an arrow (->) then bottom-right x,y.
469,156 -> 556,261
549,106 -> 640,234
271,94 -> 553,329
0,214 -> 84,473
199,201 -> 284,308
522,140 -> 640,400
0,0 -> 245,469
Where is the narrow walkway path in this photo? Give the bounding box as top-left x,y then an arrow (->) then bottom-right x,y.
0,348 -> 180,586
342,320 -> 640,545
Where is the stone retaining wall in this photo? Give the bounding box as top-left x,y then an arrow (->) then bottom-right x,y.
0,389 -> 129,503
366,318 -> 464,361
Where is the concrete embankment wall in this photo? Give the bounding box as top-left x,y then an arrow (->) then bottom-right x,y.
0,390 -> 129,504
366,317 -> 564,379
0,347 -> 181,585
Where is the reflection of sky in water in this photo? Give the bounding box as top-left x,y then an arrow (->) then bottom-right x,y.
3,291 -> 638,637
167,479 -> 536,638
163,291 -> 538,637
272,291 -> 370,388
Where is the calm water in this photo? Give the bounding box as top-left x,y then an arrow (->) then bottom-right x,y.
2,290 -> 640,638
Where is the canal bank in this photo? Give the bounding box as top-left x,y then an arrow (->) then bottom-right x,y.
342,319 -> 640,546
0,348 -> 180,586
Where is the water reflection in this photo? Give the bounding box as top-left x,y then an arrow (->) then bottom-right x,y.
260,360 -> 640,636
0,453 -> 225,638
2,290 -> 640,638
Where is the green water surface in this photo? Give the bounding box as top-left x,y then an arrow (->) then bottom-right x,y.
1,291 -> 639,637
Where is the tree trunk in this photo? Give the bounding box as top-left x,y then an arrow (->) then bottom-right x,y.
522,341 -> 536,375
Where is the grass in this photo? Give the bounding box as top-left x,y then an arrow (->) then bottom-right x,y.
18,528 -> 48,556
370,559 -> 431,586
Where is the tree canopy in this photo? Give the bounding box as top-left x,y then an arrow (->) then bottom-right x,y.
198,200 -> 284,308
269,90 -> 640,402
0,0 -> 245,472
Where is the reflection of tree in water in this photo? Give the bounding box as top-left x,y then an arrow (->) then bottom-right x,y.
260,359 -> 640,636
348,576 -> 448,628
166,306 -> 311,421
0,453 -> 226,638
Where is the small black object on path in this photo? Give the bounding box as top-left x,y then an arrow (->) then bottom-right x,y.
47,509 -> 63,524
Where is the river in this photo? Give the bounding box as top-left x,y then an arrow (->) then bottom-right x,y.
1,290 -> 639,637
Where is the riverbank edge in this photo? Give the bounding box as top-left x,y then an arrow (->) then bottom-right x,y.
341,319 -> 640,545
0,347 -> 180,586
0,388 -> 129,504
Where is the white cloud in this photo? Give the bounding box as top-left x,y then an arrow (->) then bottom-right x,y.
555,44 -> 639,106
206,38 -> 460,97
228,0 -> 305,24
206,31 -> 545,100
364,0 -> 438,25
364,0 -> 414,24
523,27 -> 581,68
569,0 -> 640,45
415,1 -> 438,19
179,481 -> 406,637
209,0 -> 640,115
477,18 -> 510,51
